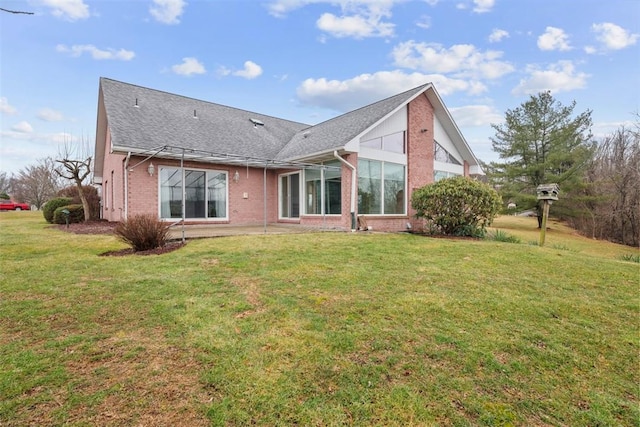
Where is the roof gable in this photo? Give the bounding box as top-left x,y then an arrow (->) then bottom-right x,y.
276,84 -> 430,161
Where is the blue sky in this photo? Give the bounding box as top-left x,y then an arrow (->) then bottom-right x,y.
1,0 -> 638,174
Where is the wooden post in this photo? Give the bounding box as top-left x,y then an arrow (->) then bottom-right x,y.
539,200 -> 550,247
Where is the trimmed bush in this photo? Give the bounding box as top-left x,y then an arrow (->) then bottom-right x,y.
43,197 -> 73,223
57,185 -> 100,220
114,214 -> 171,252
53,204 -> 84,225
411,176 -> 502,237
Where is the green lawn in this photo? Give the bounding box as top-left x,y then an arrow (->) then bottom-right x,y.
1,211 -> 638,426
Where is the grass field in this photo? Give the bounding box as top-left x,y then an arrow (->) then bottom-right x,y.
1,211 -> 638,426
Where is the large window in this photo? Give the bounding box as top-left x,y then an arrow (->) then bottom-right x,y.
304,161 -> 342,215
160,167 -> 227,219
358,159 -> 405,215
361,131 -> 405,154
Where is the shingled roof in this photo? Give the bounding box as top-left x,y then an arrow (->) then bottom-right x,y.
94,78 -> 462,180
99,78 -> 309,160
275,84 -> 430,161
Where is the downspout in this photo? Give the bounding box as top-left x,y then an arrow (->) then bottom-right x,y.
123,152 -> 131,220
333,151 -> 356,231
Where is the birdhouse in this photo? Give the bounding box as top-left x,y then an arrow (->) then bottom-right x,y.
536,183 -> 559,201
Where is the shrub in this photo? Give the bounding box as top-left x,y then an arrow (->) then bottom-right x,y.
53,204 -> 84,225
58,185 -> 100,220
488,230 -> 521,243
411,176 -> 502,237
114,214 -> 171,252
43,197 -> 73,223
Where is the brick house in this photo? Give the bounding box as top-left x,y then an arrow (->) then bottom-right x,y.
94,77 -> 483,232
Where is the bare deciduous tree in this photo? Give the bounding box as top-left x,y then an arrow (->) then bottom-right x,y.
12,157 -> 64,209
56,141 -> 93,221
567,120 -> 640,247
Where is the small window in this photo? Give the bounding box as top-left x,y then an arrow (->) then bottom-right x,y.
383,132 -> 405,153
434,141 -> 461,165
361,137 -> 382,150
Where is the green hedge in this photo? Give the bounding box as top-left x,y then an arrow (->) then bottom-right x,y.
53,204 -> 84,225
42,197 -> 73,223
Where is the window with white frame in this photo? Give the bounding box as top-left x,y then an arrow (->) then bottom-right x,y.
358,159 -> 405,215
304,161 -> 342,215
160,167 -> 227,219
361,131 -> 405,154
434,141 -> 461,165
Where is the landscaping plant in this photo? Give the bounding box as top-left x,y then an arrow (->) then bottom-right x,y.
411,176 -> 502,237
114,213 -> 171,251
42,197 -> 73,223
52,204 -> 84,225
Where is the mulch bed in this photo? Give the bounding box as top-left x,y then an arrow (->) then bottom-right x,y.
99,241 -> 185,257
56,220 -> 185,256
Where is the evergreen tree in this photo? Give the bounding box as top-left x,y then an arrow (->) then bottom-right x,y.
489,91 -> 595,227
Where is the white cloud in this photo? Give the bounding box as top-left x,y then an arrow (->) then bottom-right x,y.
391,41 -> 514,80
296,70 -> 487,112
317,11 -> 394,38
473,0 -> 494,13
416,15 -> 431,30
150,0 -> 186,24
37,108 -> 64,122
56,44 -> 135,60
0,130 -> 78,144
488,28 -> 509,43
171,57 -> 206,76
233,61 -> 263,79
218,61 -> 263,79
266,0 -> 318,18
449,105 -> 503,127
267,0 -> 397,39
590,22 -> 638,51
512,60 -> 589,95
537,26 -> 572,51
11,121 -> 34,133
41,0 -> 90,21
0,98 -> 17,115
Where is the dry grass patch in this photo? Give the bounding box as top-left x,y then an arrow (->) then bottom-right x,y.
8,327 -> 210,427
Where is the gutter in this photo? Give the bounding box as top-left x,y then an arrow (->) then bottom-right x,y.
333,151 -> 357,232
123,152 -> 131,220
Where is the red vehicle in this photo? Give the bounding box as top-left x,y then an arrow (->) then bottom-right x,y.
0,200 -> 30,211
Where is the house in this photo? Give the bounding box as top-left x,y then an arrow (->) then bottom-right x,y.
94,77 -> 483,232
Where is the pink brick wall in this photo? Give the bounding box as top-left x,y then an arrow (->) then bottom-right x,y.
124,158 -> 281,225
406,93 -> 435,231
101,129 -> 127,222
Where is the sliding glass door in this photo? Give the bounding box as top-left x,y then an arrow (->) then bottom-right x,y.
280,173 -> 300,219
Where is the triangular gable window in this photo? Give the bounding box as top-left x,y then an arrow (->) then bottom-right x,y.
434,141 -> 461,165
